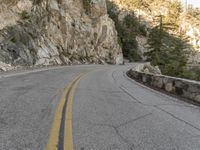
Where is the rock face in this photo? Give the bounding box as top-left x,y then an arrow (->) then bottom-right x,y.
0,0 -> 123,69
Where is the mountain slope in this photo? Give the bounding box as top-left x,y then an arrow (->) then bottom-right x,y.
107,0 -> 200,64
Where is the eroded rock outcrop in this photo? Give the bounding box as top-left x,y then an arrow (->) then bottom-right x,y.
0,0 -> 123,70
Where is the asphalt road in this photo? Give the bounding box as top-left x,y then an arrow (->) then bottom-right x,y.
0,64 -> 200,150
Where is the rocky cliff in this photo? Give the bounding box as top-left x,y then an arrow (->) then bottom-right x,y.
0,0 -> 123,70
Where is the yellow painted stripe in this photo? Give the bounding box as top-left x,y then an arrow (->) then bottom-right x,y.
46,74 -> 84,150
64,77 -> 82,150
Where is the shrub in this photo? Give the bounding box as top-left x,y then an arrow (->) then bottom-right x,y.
33,0 -> 43,5
83,0 -> 92,15
11,37 -> 17,43
179,67 -> 200,81
20,10 -> 30,20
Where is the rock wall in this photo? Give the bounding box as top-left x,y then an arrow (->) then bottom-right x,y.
0,0 -> 123,69
127,67 -> 200,103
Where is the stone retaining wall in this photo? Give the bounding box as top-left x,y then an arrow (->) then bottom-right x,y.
127,69 -> 200,103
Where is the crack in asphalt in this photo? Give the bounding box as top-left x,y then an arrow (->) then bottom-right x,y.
112,125 -> 135,150
119,85 -> 143,104
39,92 -> 60,120
155,106 -> 200,132
116,113 -> 153,129
90,113 -> 153,150
90,122 -> 135,150
155,103 -> 200,109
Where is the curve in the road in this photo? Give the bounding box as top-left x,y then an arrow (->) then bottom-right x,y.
1,64 -> 200,150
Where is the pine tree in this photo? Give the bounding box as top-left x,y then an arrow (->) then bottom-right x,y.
145,21 -> 189,76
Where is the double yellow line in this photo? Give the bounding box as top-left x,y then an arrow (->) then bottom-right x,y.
46,73 -> 85,150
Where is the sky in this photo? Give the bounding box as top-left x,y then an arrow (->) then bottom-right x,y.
182,0 -> 200,8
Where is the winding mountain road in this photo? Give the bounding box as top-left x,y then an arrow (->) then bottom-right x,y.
0,64 -> 200,150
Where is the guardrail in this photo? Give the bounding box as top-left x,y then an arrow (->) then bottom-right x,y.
127,69 -> 200,103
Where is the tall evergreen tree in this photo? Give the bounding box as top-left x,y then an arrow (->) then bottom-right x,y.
145,22 -> 189,76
